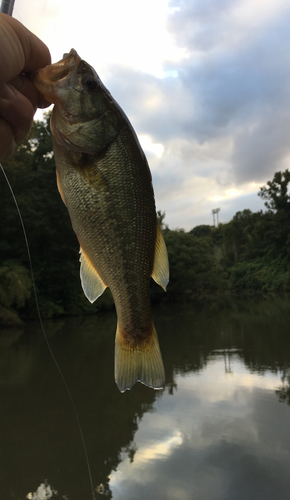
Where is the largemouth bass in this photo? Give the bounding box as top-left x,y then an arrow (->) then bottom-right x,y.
32,49 -> 169,392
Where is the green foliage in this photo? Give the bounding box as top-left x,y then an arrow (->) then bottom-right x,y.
157,210 -> 166,229
228,256 -> 290,292
215,209 -> 276,265
0,260 -> 32,308
0,260 -> 32,325
258,170 -> 290,255
212,170 -> 290,293
258,169 -> 290,213
152,229 -> 228,302
189,225 -> 212,238
1,116 -> 290,324
0,114 -> 83,320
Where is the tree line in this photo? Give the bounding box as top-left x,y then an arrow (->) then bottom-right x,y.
0,114 -> 290,325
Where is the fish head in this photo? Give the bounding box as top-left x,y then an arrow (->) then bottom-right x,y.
32,49 -> 121,154
32,49 -> 80,104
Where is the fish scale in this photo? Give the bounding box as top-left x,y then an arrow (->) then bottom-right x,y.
32,49 -> 169,392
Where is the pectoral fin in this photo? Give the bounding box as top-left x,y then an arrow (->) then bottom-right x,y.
56,168 -> 66,206
79,247 -> 107,303
151,221 -> 169,291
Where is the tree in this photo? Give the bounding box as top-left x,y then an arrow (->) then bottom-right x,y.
258,170 -> 290,257
189,225 -> 212,238
258,170 -> 290,213
156,229 -> 228,301
0,260 -> 32,325
0,114 -> 83,318
157,210 -> 167,230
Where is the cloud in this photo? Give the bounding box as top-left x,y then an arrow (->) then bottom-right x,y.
99,0 -> 290,230
102,62 -> 268,228
166,0 -> 290,186
167,0 -> 236,53
23,0 -> 290,229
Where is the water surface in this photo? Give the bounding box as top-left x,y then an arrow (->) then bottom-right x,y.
1,297 -> 290,499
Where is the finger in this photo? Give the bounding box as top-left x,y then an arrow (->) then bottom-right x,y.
0,117 -> 15,159
0,83 -> 35,143
0,13 -> 51,85
9,75 -> 38,111
9,74 -> 52,109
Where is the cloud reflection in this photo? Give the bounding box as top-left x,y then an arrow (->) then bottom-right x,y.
110,430 -> 183,493
134,432 -> 183,465
2,298 -> 290,499
109,353 -> 289,500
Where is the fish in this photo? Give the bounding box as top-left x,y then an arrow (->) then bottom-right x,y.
32,49 -> 169,392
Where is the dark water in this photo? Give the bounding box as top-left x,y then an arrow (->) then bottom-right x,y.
1,297 -> 290,499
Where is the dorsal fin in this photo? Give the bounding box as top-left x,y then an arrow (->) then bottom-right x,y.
79,247 -> 107,303
151,220 -> 169,291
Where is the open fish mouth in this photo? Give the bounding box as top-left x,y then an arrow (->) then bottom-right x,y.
49,49 -> 81,82
31,49 -> 82,100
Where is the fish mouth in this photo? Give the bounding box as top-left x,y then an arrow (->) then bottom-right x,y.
31,49 -> 81,102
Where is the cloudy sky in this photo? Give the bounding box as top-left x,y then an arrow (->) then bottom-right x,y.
12,0 -> 290,229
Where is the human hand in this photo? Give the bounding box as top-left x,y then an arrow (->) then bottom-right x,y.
0,13 -> 51,158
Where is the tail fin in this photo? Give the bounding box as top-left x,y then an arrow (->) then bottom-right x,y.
115,324 -> 165,393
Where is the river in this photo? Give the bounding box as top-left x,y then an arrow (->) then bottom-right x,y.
1,296 -> 290,499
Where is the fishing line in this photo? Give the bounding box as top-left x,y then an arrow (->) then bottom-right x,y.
0,162 -> 96,500
41,106 -> 52,135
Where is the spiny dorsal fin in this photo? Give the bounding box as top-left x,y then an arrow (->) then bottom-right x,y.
151,220 -> 169,291
115,323 -> 165,393
79,247 -> 107,303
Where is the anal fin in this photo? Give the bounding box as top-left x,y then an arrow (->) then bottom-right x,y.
79,247 -> 107,303
115,323 -> 165,392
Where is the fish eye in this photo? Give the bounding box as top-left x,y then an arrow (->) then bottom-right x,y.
84,77 -> 97,91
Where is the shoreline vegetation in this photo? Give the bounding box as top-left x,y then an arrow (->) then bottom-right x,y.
1,115 -> 290,326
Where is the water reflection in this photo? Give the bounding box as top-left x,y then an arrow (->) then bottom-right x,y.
110,368 -> 288,500
0,297 -> 290,499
